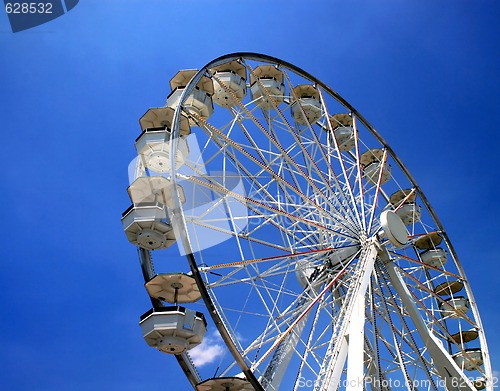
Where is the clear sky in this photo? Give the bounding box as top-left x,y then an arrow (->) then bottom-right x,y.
0,1 -> 498,390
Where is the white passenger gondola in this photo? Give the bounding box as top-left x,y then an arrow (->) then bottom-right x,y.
140,306 -> 207,354
290,84 -> 322,125
210,60 -> 247,108
128,176 -> 185,209
121,202 -> 176,250
360,149 -> 391,185
389,189 -> 422,225
329,113 -> 355,151
413,232 -> 448,268
396,203 -> 422,225
123,177 -> 186,250
139,106 -> 191,136
166,69 -> 214,124
420,248 -> 448,268
136,107 -> 191,173
452,349 -> 484,371
414,232 -> 443,250
440,296 -> 470,318
249,65 -> 285,109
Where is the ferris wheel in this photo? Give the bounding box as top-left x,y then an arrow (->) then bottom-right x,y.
121,53 -> 493,391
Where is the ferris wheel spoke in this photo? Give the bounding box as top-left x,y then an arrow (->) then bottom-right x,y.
239,290 -> 319,362
374,319 -> 436,380
238,63 -> 360,230
186,217 -> 291,252
217,263 -> 332,346
348,115 -> 368,234
200,246 -> 340,272
192,114 -> 359,239
390,251 -> 462,279
260,291 -> 320,390
317,88 -> 364,230
363,333 -> 393,391
184,174 -> 357,243
279,71 -> 361,232
247,258 -> 356,374
366,148 -> 388,235
230,117 -> 318,237
369,288 -> 422,365
259,262 -> 348,390
318,283 -> 350,391
212,72 -> 342,217
292,293 -> 325,391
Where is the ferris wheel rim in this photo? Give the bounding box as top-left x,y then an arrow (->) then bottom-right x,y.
161,52 -> 492,390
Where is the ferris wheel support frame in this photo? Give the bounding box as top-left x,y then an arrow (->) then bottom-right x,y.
344,243 -> 378,391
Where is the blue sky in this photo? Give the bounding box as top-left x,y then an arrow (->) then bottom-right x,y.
0,1 -> 499,390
